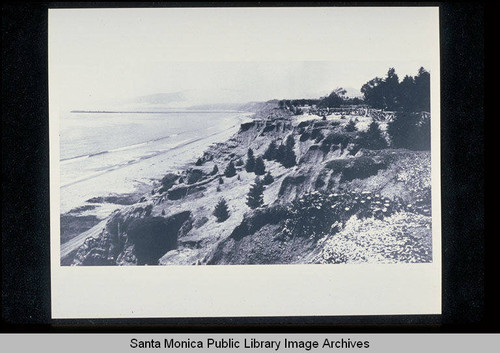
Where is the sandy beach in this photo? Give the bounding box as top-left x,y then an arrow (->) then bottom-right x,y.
59,112 -> 253,247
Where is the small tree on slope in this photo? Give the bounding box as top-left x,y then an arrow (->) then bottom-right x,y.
282,145 -> 297,168
246,179 -> 265,209
263,171 -> 274,185
245,148 -> 256,172
275,144 -> 286,163
263,141 -> 277,160
345,119 -> 357,132
358,120 -> 387,150
213,198 -> 230,222
224,160 -> 236,177
254,157 -> 266,175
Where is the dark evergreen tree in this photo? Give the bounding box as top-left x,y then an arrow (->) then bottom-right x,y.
413,67 -> 431,112
211,164 -> 219,175
387,111 -> 413,148
398,75 -> 417,112
345,119 -> 357,132
195,158 -> 203,166
275,144 -> 286,163
357,121 -> 387,150
254,157 -> 266,175
213,198 -> 230,222
245,148 -> 256,172
218,176 -> 224,184
361,77 -> 384,109
279,137 -> 297,168
387,111 -> 430,150
383,68 -> 400,111
361,67 -> 430,113
224,161 -> 236,177
414,114 -> 431,150
285,135 -> 295,149
263,171 -> 274,185
282,146 -> 297,168
246,179 -> 265,209
263,141 -> 277,160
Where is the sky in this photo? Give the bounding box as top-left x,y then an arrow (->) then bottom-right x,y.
49,7 -> 439,110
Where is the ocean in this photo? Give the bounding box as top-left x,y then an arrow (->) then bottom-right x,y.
59,110 -> 249,214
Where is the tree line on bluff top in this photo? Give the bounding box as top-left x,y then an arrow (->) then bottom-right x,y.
279,67 -> 430,113
279,67 -> 431,150
361,67 -> 430,112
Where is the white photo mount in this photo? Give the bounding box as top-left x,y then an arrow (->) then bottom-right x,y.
49,6 -> 441,319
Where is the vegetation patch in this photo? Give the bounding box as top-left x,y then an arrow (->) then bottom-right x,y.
355,121 -> 387,150
87,193 -> 140,205
297,120 -> 314,129
167,185 -> 205,200
229,206 -> 289,241
324,159 -> 350,174
310,128 -> 324,142
320,132 -> 351,153
278,175 -> 307,196
262,124 -> 276,133
388,112 -> 430,150
186,169 -> 204,184
159,173 -> 179,193
320,212 -> 431,264
299,132 -> 310,142
281,190 -> 407,241
60,214 -> 100,244
239,121 -> 255,132
340,156 -> 387,182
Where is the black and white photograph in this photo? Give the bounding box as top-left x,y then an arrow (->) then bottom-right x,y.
49,7 -> 441,318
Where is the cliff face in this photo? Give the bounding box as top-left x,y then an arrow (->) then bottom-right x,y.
69,104 -> 432,266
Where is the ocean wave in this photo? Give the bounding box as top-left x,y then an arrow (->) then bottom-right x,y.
60,135 -> 173,164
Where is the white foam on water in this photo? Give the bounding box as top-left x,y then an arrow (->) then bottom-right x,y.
59,111 -> 252,214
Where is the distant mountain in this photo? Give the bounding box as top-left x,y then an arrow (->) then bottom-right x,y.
129,89 -> 250,109
185,103 -> 246,111
343,87 -> 363,98
134,92 -> 186,105
186,101 -> 274,112
123,86 -> 362,111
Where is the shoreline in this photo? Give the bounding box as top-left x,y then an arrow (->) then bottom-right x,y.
60,112 -> 254,248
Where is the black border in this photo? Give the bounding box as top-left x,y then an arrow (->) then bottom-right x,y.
1,2 -> 496,332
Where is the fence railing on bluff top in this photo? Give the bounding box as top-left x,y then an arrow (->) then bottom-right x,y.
368,110 -> 431,123
307,106 -> 430,123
